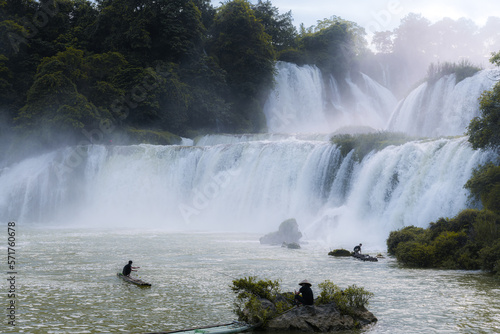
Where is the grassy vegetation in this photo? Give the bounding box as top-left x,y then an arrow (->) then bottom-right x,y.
426,59 -> 482,84
331,132 -> 418,161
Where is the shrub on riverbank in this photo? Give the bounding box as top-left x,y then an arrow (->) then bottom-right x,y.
387,209 -> 500,275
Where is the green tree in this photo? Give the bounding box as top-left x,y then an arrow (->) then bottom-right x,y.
293,16 -> 366,78
209,0 -> 275,132
14,47 -> 107,145
372,30 -> 393,54
252,0 -> 297,52
465,163 -> 500,214
467,58 -> 500,152
93,0 -> 206,64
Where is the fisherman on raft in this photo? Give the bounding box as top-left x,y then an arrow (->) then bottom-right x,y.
122,260 -> 140,277
294,279 -> 314,306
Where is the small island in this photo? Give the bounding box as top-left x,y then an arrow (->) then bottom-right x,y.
232,277 -> 376,332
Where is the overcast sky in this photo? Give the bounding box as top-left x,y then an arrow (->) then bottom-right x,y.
212,0 -> 500,34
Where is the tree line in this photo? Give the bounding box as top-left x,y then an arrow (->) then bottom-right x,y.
0,0 -> 364,157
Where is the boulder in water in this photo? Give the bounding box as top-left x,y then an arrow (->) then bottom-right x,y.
260,218 -> 302,245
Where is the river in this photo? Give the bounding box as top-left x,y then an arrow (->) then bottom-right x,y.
7,227 -> 500,333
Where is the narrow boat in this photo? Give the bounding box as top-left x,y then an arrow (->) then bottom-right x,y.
116,273 -> 151,286
145,321 -> 254,334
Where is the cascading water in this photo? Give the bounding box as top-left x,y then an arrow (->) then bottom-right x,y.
0,136 -> 493,247
1,61 -> 496,248
263,61 -> 398,133
387,69 -> 499,137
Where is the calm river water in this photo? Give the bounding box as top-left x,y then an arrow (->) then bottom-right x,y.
4,227 -> 500,333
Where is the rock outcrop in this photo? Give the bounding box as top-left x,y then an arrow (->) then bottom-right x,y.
242,295 -> 377,332
267,304 -> 377,332
260,218 -> 302,245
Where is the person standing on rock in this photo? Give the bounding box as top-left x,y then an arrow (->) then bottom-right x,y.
294,279 -> 314,306
353,243 -> 362,254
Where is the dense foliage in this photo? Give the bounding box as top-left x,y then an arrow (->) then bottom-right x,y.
467,52 -> 500,153
387,210 -> 500,274
328,248 -> 352,256
0,0 -> 366,159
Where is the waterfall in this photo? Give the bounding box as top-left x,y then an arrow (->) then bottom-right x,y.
263,61 -> 397,133
1,61 -> 497,248
263,62 -> 330,133
387,69 -> 499,137
0,137 -> 493,246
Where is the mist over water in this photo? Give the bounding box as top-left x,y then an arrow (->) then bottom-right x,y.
263,62 -> 398,133
388,69 -> 499,136
1,61 -> 497,249
0,137 -> 493,248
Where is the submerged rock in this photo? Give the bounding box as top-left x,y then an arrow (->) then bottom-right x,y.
282,242 -> 301,249
260,218 -> 302,245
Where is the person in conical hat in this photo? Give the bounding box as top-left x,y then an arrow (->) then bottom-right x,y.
294,279 -> 314,305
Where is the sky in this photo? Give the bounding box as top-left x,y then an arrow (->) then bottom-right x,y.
211,0 -> 500,34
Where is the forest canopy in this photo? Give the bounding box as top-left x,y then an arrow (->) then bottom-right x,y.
0,0 -> 366,154
1,0 -> 500,159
